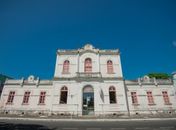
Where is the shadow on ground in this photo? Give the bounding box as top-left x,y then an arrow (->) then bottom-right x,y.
0,122 -> 56,130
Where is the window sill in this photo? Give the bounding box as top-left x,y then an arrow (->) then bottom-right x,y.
22,103 -> 29,105
38,103 -> 45,105
59,103 -> 67,105
107,72 -> 115,74
164,103 -> 172,105
110,102 -> 117,104
6,103 -> 13,105
132,103 -> 140,106
62,72 -> 70,74
148,103 -> 156,106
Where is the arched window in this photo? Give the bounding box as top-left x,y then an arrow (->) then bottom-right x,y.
109,86 -> 116,104
62,60 -> 70,74
60,86 -> 68,104
107,60 -> 113,74
84,58 -> 92,73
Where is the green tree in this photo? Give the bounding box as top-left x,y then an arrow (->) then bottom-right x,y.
147,73 -> 170,79
0,74 -> 12,84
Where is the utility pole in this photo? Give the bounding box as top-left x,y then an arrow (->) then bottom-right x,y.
123,79 -> 130,117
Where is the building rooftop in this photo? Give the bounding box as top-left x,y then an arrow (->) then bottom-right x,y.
57,44 -> 119,55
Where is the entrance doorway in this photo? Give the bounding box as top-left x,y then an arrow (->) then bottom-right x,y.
82,85 -> 94,115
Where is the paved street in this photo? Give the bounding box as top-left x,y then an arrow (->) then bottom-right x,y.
0,119 -> 176,130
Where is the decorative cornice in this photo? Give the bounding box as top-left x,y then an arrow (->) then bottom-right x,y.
57,50 -> 78,55
53,77 -> 123,82
99,50 -> 119,55
125,81 -> 173,86
57,44 -> 120,55
79,50 -> 98,55
5,80 -> 53,86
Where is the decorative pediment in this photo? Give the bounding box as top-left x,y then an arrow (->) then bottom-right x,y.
83,44 -> 94,50
28,75 -> 35,82
78,44 -> 99,55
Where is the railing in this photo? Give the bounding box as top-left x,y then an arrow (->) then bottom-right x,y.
5,79 -> 52,85
5,80 -> 22,84
155,79 -> 172,84
139,78 -> 172,84
140,78 -> 155,83
76,72 -> 102,78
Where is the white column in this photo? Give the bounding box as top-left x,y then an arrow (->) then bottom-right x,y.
77,52 -> 80,74
98,52 -> 100,73
172,72 -> 176,100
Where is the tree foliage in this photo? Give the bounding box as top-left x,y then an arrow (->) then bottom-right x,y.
0,74 -> 12,84
147,73 -> 170,79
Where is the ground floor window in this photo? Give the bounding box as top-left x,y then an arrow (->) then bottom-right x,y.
162,91 -> 171,105
147,91 -> 154,104
38,91 -> 46,104
131,92 -> 138,104
109,86 -> 117,104
22,91 -> 30,104
60,86 -> 68,104
6,91 -> 15,104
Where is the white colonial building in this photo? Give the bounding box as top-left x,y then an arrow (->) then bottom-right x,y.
0,44 -> 176,117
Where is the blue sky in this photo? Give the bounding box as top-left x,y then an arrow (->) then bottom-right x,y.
0,0 -> 176,79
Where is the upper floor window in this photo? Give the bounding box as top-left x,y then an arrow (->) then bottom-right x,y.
162,91 -> 171,105
22,91 -> 30,104
109,86 -> 117,104
60,86 -> 68,104
38,91 -> 46,104
131,92 -> 138,104
107,60 -> 114,74
6,91 -> 15,104
147,91 -> 154,104
62,60 -> 70,74
85,58 -> 92,73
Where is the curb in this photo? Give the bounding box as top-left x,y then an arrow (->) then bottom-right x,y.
0,117 -> 176,122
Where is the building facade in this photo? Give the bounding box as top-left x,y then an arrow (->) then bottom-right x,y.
0,74 -> 12,96
0,44 -> 176,116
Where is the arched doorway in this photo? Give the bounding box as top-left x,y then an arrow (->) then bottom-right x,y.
82,85 -> 94,115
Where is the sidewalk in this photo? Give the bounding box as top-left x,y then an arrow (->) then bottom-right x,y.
1,116 -> 176,122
